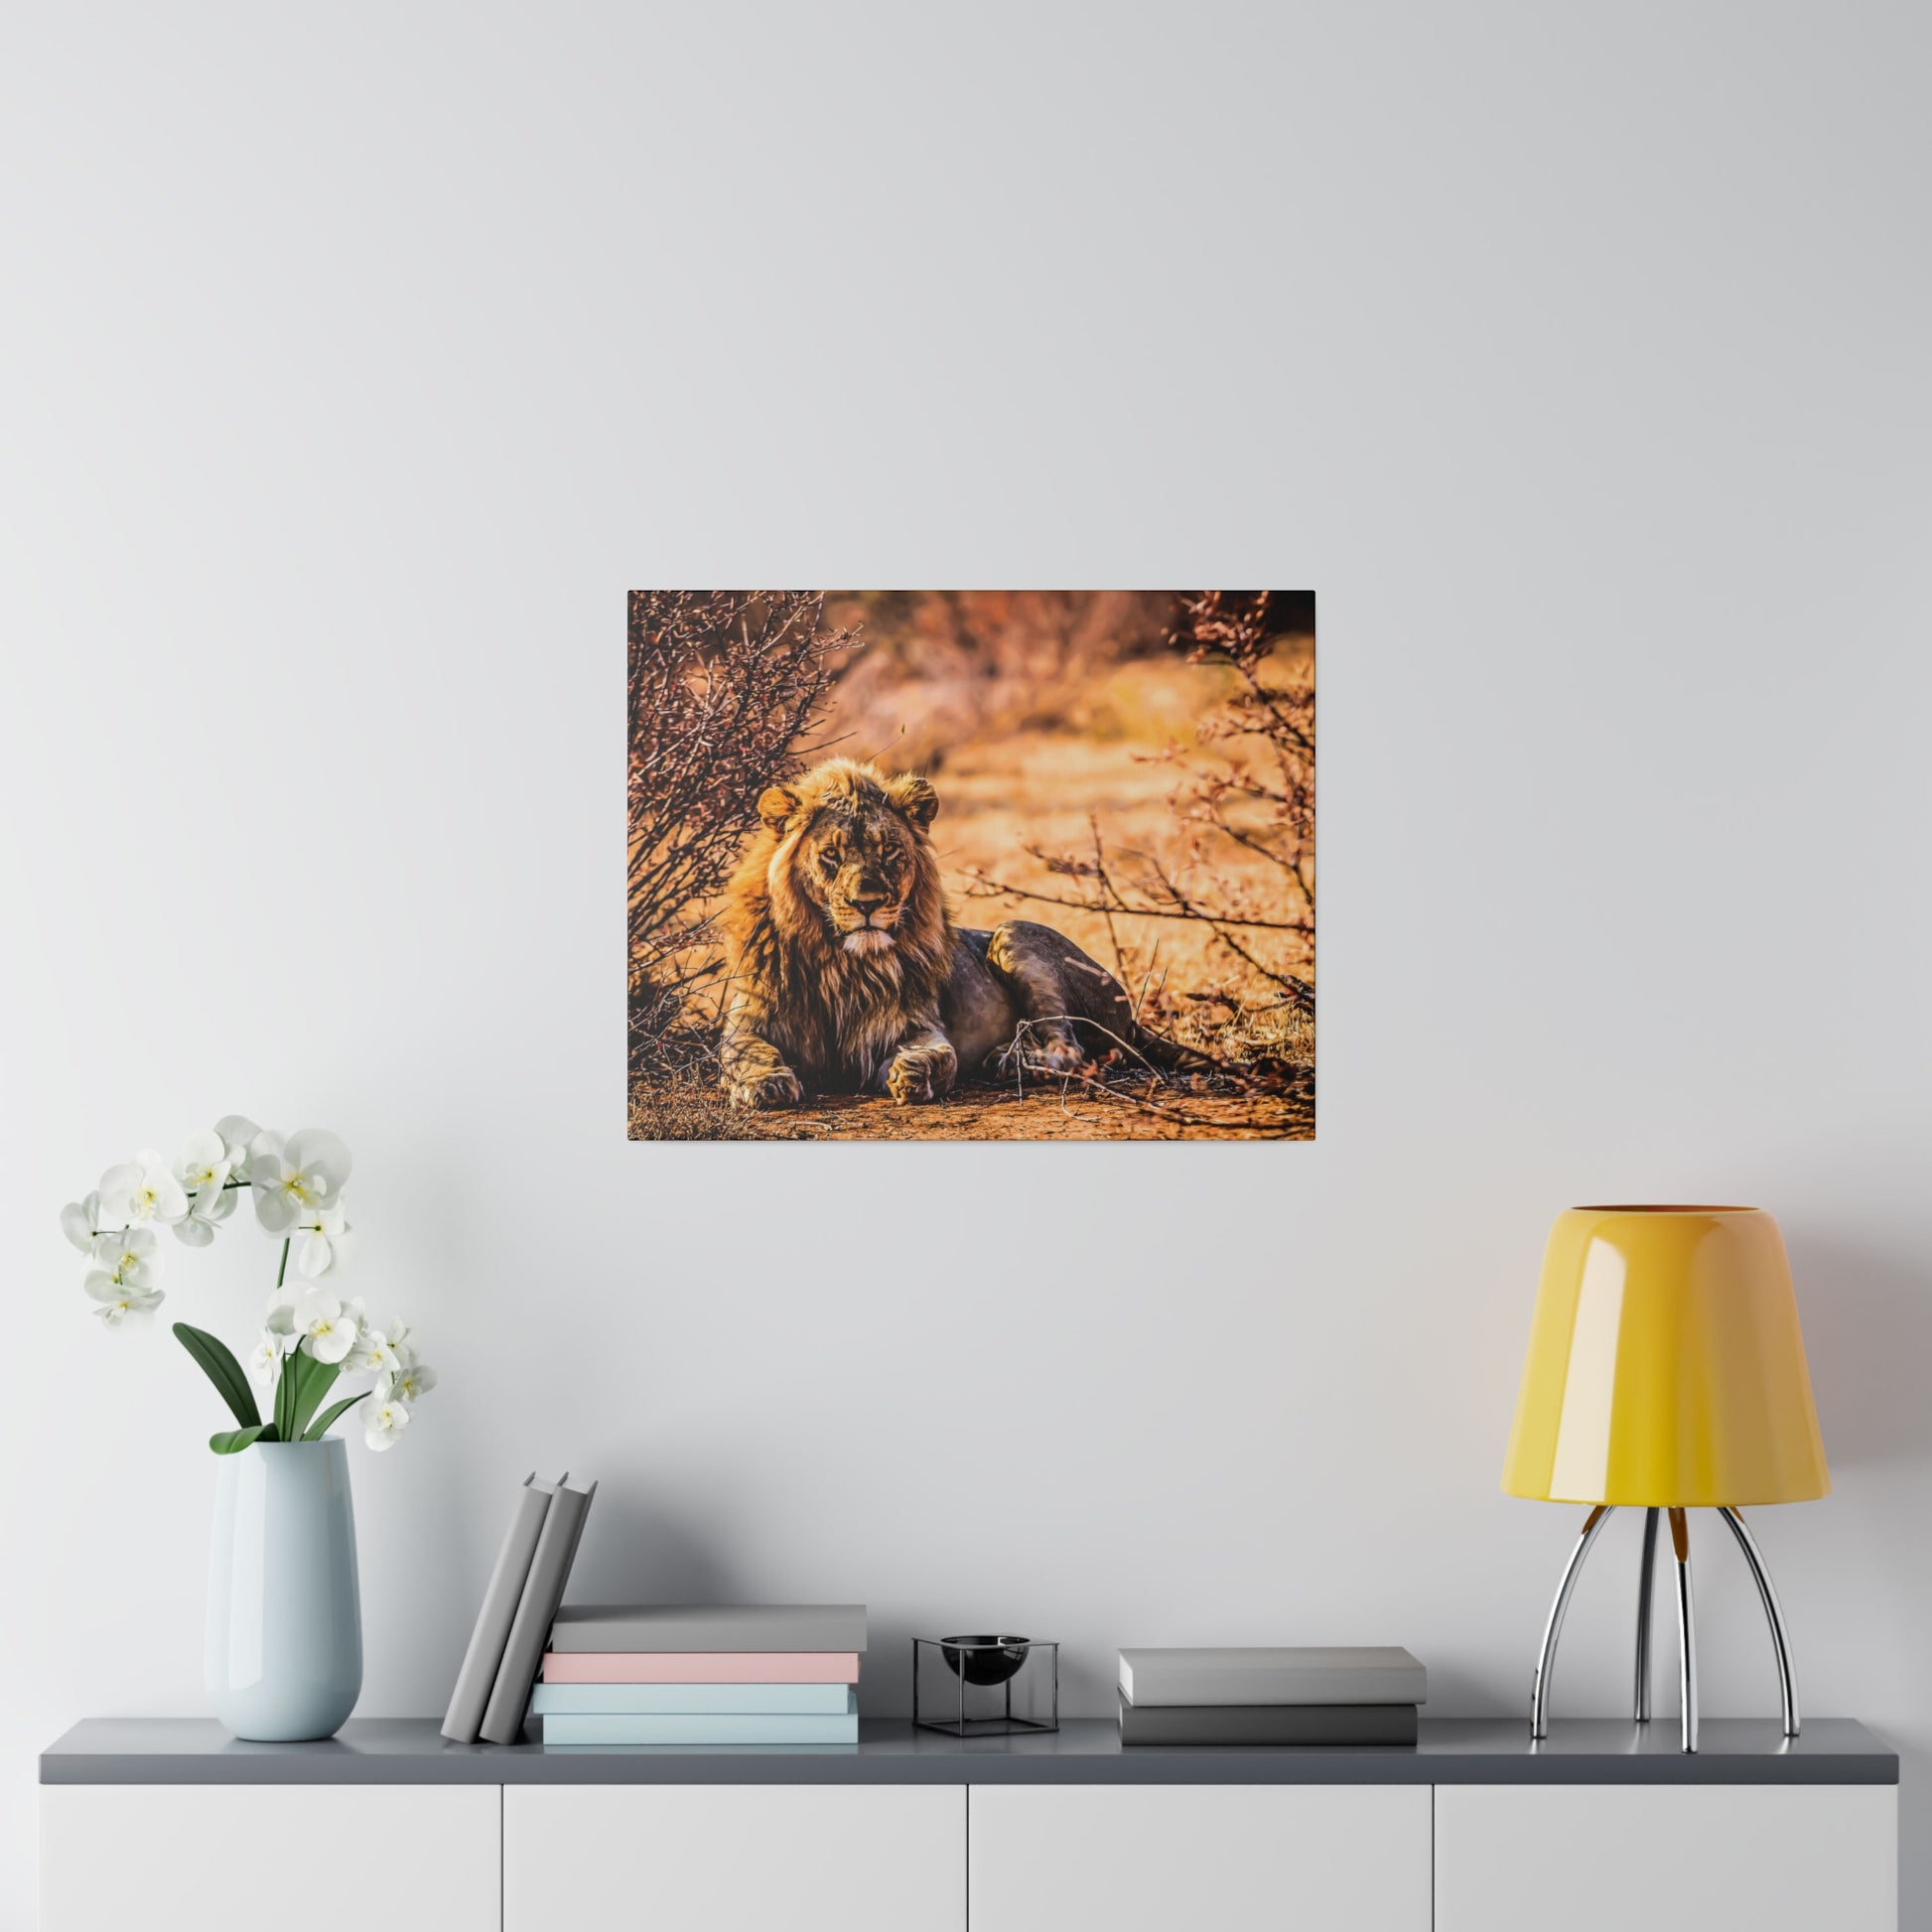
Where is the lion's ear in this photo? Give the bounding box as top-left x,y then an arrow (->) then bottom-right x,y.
890,775 -> 939,828
758,785 -> 803,833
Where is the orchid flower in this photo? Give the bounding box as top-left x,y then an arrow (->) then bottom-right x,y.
91,1227 -> 160,1289
62,1192 -> 102,1254
69,1118 -> 434,1453
86,1275 -> 164,1327
98,1151 -> 189,1227
269,1286 -> 361,1364
343,1302 -> 396,1376
363,1398 -> 411,1451
385,1359 -> 437,1405
215,1115 -> 261,1181
174,1180 -> 238,1248
250,1129 -> 351,1234
173,1130 -> 232,1203
293,1203 -> 353,1279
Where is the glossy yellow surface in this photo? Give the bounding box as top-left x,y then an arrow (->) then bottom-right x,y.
1502,1206 -> 1830,1507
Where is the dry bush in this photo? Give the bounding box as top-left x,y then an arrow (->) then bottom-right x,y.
627,591 -> 859,1088
960,590 -> 1314,1081
820,591 -> 1173,768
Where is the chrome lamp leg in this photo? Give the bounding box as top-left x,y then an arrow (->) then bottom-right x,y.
1669,1507 -> 1698,1753
1530,1504 -> 1614,1739
1719,1505 -> 1801,1736
1633,1506 -> 1659,1723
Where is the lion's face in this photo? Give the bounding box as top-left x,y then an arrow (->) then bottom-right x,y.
760,767 -> 940,956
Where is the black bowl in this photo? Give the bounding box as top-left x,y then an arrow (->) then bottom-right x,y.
939,1635 -> 1032,1688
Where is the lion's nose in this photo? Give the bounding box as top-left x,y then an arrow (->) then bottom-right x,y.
850,889 -> 888,912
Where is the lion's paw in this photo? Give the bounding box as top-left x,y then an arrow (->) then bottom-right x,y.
1031,1027 -> 1086,1074
888,1046 -> 956,1105
731,1066 -> 805,1111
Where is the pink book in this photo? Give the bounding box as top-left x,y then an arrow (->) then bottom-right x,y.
540,1650 -> 862,1685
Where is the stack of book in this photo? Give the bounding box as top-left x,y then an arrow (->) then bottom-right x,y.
533,1604 -> 867,1745
443,1472 -> 600,1746
1116,1645 -> 1426,1745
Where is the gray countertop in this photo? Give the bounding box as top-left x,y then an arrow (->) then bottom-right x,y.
42,1717 -> 1897,1786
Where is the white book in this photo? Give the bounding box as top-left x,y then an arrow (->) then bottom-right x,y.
1118,1645 -> 1426,1708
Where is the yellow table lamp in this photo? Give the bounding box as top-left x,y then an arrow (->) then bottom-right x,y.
1502,1205 -> 1829,1753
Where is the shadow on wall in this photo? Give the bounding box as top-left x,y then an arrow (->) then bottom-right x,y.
1782,1228 -> 1932,1920
565,1490 -> 752,1607
1785,1232 -> 1932,1475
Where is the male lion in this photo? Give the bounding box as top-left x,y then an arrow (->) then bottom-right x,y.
717,758 -> 1201,1109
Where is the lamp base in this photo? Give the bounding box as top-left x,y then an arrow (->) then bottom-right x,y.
1528,1504 -> 1799,1754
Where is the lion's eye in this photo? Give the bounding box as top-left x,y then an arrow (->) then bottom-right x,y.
819,851 -> 841,874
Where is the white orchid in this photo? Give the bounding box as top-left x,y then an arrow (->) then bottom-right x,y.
268,1286 -> 360,1365
86,1275 -> 164,1327
215,1115 -> 261,1180
249,1129 -> 351,1235
91,1226 -> 160,1289
292,1203 -> 353,1280
69,1118 -> 433,1454
381,1319 -> 418,1370
363,1398 -> 411,1451
98,1151 -> 189,1227
343,1301 -> 391,1374
62,1192 -> 102,1254
384,1359 -> 437,1405
247,1331 -> 286,1386
173,1129 -> 232,1201
174,1180 -> 239,1248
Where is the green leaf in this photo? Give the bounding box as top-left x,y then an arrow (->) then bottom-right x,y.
275,1348 -> 299,1442
288,1352 -> 342,1441
174,1323 -> 261,1432
303,1390 -> 371,1441
209,1423 -> 272,1454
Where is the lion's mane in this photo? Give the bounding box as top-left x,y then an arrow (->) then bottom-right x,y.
718,759 -> 954,1090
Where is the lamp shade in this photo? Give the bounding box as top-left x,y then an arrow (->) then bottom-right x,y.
1501,1205 -> 1829,1507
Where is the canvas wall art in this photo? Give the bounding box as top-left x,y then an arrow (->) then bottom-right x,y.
626,591 -> 1314,1142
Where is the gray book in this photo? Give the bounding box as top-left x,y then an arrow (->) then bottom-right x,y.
441,1473 -> 560,1743
479,1477 -> 597,1745
1118,1646 -> 1426,1708
1118,1694 -> 1419,1746
547,1603 -> 869,1654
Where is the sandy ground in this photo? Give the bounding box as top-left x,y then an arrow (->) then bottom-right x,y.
711,1074 -> 1314,1143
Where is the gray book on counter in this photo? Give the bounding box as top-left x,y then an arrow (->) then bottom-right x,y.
1118,1695 -> 1419,1746
479,1476 -> 597,1745
548,1603 -> 868,1653
441,1473 -> 561,1743
1118,1646 -> 1426,1708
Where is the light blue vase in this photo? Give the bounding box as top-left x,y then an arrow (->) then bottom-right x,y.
206,1439 -> 363,1740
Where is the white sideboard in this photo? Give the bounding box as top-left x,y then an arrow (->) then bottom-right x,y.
969,1783 -> 1431,1932
503,1784 -> 963,1932
41,1784 -> 500,1932
1436,1782 -> 1897,1932
40,1717 -> 1899,1932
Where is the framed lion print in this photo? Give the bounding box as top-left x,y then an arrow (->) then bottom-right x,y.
626,592 -> 1314,1142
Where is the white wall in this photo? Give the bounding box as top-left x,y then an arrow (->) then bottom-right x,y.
3,2 -> 1928,1924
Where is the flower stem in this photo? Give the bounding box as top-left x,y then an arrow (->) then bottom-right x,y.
276,1239 -> 290,1290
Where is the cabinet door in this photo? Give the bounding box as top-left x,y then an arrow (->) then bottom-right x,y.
504,1784 -> 964,1932
968,1784 -> 1432,1932
1435,1784 -> 1897,1932
41,1784 -> 501,1932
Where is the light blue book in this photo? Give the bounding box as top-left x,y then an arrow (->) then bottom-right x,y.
541,1710 -> 860,1746
530,1683 -> 856,1717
